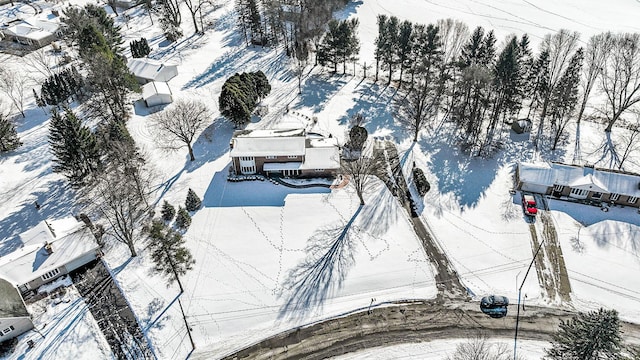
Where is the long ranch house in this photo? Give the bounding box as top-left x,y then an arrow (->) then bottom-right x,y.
516,162 -> 640,208
229,128 -> 340,178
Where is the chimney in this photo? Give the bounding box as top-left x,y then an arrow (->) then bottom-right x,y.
44,242 -> 53,255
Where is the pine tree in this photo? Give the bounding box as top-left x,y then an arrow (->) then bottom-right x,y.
548,47 -> 583,150
0,115 -> 22,152
397,20 -> 413,86
49,108 -> 101,186
185,188 -> 202,212
374,15 -> 388,82
161,200 -> 176,221
219,72 -> 271,127
317,18 -> 360,74
175,206 -> 191,229
546,308 -> 623,360
148,220 -> 195,292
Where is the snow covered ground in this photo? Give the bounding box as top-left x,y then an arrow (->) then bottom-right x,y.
2,0 -> 640,358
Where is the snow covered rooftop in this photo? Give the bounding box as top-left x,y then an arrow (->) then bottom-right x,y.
0,217 -> 99,287
0,277 -> 28,318
142,81 -> 172,99
229,128 -> 306,157
127,59 -> 178,82
519,162 -> 640,197
301,138 -> 340,170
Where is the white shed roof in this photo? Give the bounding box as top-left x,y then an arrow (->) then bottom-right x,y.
127,59 -> 178,82
0,217 -> 99,286
142,81 -> 172,99
519,162 -> 640,197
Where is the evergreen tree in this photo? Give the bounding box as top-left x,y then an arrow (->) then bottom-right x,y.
317,18 -> 360,74
546,308 -> 623,360
348,124 -> 368,152
219,72 -> 271,127
0,115 -> 21,152
175,206 -> 191,230
161,200 -> 176,222
185,188 -> 202,212
148,220 -> 195,292
49,108 -> 101,186
383,16 -> 399,84
397,20 -> 413,86
374,14 -> 388,82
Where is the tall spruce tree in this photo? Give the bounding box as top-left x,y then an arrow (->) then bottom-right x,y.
397,20 -> 413,86
148,220 -> 195,293
317,18 -> 360,74
161,200 -> 176,222
546,308 -> 623,360
219,71 -> 271,127
49,108 -> 101,186
0,115 -> 21,152
185,188 -> 202,212
374,15 -> 388,82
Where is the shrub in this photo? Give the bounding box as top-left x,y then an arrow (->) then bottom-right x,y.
185,188 -> 202,212
413,168 -> 430,196
175,206 -> 191,230
161,200 -> 176,222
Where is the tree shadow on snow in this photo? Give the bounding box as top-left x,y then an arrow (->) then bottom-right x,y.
0,179 -> 77,256
297,74 -> 350,113
277,206 -> 362,321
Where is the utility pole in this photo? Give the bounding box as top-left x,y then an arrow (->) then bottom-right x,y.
513,237 -> 545,360
165,246 -> 195,351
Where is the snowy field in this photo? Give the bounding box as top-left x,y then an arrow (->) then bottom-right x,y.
2,0 -> 640,358
332,338 -> 548,360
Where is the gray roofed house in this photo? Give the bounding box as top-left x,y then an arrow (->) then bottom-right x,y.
0,278 -> 33,343
516,162 -> 640,207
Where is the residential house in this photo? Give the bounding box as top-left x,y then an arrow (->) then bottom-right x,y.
516,162 -> 640,208
0,278 -> 33,343
0,216 -> 102,295
1,12 -> 61,48
142,81 -> 173,107
127,58 -> 178,84
229,128 -> 340,178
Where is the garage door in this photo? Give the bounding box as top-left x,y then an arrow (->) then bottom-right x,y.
521,183 -> 549,194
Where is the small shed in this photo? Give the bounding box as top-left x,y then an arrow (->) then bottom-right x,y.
511,118 -> 533,134
142,82 -> 173,107
0,278 -> 33,342
127,58 -> 178,84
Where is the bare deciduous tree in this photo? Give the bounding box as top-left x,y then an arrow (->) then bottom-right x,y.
446,334 -> 523,360
600,33 -> 640,132
151,99 -> 211,161
615,113 -> 640,170
0,68 -> 31,118
183,0 -> 210,34
577,32 -> 613,123
340,143 -> 384,205
24,48 -> 57,79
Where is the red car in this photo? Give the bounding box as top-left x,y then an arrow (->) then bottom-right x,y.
522,194 -> 538,216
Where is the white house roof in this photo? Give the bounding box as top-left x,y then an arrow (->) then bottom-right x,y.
142,81 -> 172,100
230,128 -> 306,157
300,138 -> 340,170
127,59 -> 178,82
0,217 -> 99,287
519,162 -> 640,197
2,15 -> 60,41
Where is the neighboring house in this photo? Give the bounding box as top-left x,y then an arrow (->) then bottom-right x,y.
142,81 -> 173,107
0,216 -> 102,295
229,128 -> 340,178
0,278 -> 33,343
516,162 -> 640,208
1,12 -> 61,48
127,58 -> 178,84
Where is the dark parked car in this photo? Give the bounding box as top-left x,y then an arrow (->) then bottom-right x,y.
480,295 -> 509,318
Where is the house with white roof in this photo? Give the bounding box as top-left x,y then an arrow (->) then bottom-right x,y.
1,12 -> 61,48
141,81 -> 173,107
516,162 -> 640,207
127,58 -> 178,84
0,278 -> 33,343
0,216 -> 102,295
229,128 -> 340,178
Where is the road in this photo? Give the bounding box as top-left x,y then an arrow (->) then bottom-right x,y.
213,299 -> 640,360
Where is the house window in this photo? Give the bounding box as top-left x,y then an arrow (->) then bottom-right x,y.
570,188 -> 588,197
629,196 -> 638,204
553,184 -> 564,192
591,192 -> 602,199
315,169 -> 324,172
610,193 -> 620,201
240,165 -> 256,174
239,156 -> 254,162
287,155 -> 298,159
265,155 -> 277,160
0,326 -> 15,336
41,268 -> 60,281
